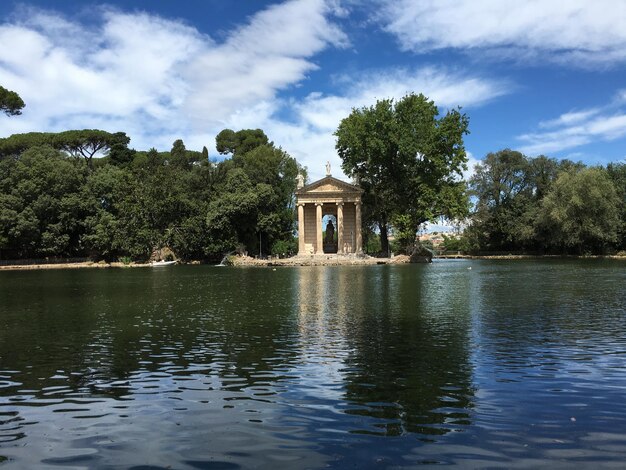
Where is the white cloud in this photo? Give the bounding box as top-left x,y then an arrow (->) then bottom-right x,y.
184,0 -> 349,129
0,0 -> 347,150
248,67 -> 508,180
518,108 -> 626,156
538,109 -> 602,129
0,2 -> 506,181
376,0 -> 626,66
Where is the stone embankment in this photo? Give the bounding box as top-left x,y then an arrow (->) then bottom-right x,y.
0,261 -> 152,271
229,254 -> 411,267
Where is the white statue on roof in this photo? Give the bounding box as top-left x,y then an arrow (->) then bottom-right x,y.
325,161 -> 331,176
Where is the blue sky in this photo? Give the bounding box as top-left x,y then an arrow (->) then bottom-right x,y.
1,0 -> 625,180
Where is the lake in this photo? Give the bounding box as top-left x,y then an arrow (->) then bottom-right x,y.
1,260 -> 625,468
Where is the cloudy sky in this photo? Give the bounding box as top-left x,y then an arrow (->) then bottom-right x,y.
1,0 -> 625,179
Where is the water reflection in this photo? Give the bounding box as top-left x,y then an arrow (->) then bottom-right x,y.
1,261 -> 626,467
293,265 -> 475,462
462,261 -> 626,462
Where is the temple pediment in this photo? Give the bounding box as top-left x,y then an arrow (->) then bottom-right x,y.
315,182 -> 346,192
296,175 -> 363,195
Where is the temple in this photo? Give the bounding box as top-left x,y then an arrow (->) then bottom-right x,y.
295,165 -> 363,256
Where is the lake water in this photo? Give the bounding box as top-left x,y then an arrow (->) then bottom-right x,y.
0,260 -> 625,468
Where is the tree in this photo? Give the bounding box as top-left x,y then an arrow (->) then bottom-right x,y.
0,132 -> 55,157
469,149 -> 533,250
537,167 -> 622,254
171,139 -> 186,158
0,146 -> 87,258
205,169 -> 274,257
202,146 -> 209,161
145,148 -> 163,168
606,163 -> 626,250
170,139 -> 191,168
0,86 -> 25,116
55,130 -> 117,169
216,129 -> 269,157
108,132 -> 135,167
0,130 -> 118,166
335,93 -> 470,254
81,165 -> 131,260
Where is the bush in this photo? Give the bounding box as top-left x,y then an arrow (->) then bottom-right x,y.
271,238 -> 297,257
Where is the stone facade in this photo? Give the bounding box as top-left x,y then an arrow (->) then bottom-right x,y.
295,175 -> 363,255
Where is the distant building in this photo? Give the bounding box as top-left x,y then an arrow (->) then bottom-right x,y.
418,232 -> 458,249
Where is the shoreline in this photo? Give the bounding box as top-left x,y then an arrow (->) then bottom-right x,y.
0,261 -> 152,271
1,253 -> 625,271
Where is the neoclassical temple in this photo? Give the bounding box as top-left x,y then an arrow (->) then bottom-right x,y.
295,166 -> 363,255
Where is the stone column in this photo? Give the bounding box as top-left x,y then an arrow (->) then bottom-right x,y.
315,203 -> 323,254
336,202 -> 344,254
297,203 -> 305,255
355,202 -> 362,254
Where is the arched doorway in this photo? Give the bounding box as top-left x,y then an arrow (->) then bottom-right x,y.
322,214 -> 338,253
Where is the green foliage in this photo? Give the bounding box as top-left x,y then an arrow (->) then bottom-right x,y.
108,132 -> 135,167
216,129 -> 269,156
0,132 -> 55,157
537,168 -> 622,254
441,234 -> 474,253
0,129 -> 122,169
5,120 -> 621,263
0,125 -> 300,262
469,149 -> 535,250
420,239 -> 434,250
468,151 -> 624,255
606,163 -> 626,248
363,230 -> 381,255
335,93 -> 470,254
147,148 -> 163,164
170,139 -> 187,167
271,238 -> 297,257
0,85 -> 25,116
0,146 -> 87,258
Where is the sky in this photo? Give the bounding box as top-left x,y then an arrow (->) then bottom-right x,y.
1,0 -> 625,180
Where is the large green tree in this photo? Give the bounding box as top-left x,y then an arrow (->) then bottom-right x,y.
0,86 -> 25,116
537,167 -> 622,254
606,163 -> 626,250
216,129 -> 270,157
467,151 -> 594,253
469,149 -> 534,250
55,130 -> 120,169
0,130 -> 125,169
0,125 -> 304,262
0,146 -> 87,258
335,93 -> 470,254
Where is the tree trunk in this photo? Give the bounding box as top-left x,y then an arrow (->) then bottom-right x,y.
379,221 -> 389,257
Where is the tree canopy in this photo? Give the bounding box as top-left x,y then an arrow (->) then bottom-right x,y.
216,129 -> 270,157
536,168 -> 622,254
0,129 -> 132,169
0,127 -> 303,262
466,150 -> 624,255
0,86 -> 25,116
335,93 -> 470,254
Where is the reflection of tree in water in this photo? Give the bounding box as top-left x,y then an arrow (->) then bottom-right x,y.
338,267 -> 475,438
82,267 -> 303,396
0,268 -> 302,403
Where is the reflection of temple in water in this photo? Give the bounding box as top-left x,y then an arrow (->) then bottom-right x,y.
296,265 -> 475,438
